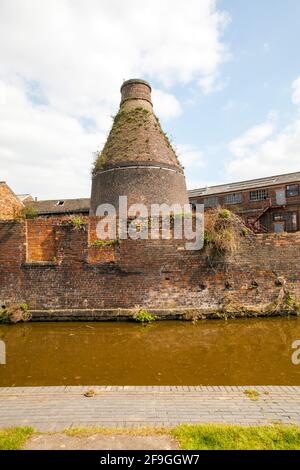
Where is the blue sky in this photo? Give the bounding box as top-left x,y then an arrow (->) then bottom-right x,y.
1,0 -> 300,199
160,0 -> 300,187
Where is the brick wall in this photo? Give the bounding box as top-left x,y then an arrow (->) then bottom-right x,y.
0,217 -> 300,317
27,219 -> 57,262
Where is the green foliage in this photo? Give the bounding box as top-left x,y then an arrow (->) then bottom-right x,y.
0,303 -> 31,324
0,427 -> 34,450
90,239 -> 119,248
20,303 -> 29,312
67,216 -> 85,230
266,290 -> 300,316
20,205 -> 38,220
172,424 -> 300,450
284,292 -> 300,311
0,307 -> 10,324
218,208 -> 231,219
133,308 -> 156,323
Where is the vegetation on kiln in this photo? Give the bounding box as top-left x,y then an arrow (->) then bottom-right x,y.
93,106 -> 180,172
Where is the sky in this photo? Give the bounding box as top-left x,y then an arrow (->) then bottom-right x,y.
1,0 -> 300,199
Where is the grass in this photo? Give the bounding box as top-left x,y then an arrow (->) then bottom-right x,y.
172,424 -> 300,450
1,424 -> 300,450
244,389 -> 260,401
65,426 -> 170,438
0,426 -> 34,450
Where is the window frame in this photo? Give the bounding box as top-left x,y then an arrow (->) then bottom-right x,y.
224,193 -> 242,205
203,196 -> 219,208
286,184 -> 299,198
249,189 -> 269,202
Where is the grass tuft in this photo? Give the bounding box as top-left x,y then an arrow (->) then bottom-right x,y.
244,389 -> 260,401
0,426 -> 34,450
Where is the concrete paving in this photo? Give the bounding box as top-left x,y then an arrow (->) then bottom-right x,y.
0,386 -> 300,432
24,434 -> 179,450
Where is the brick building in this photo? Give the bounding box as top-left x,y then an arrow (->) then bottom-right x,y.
0,182 -> 23,220
189,171 -> 300,233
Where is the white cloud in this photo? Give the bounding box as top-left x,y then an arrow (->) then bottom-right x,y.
226,80 -> 300,181
228,113 -> 276,158
176,144 -> 206,189
0,0 -> 229,198
292,77 -> 300,105
0,80 -> 100,199
152,89 -> 182,119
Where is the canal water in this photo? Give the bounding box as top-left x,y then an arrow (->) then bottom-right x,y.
0,318 -> 300,386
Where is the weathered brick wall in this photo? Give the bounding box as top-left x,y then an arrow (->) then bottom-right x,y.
0,183 -> 22,220
27,219 -> 57,262
0,217 -> 300,316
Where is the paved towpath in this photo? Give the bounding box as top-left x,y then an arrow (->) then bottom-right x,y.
0,386 -> 300,432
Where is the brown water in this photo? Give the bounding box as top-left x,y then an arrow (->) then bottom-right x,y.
1,319 -> 300,386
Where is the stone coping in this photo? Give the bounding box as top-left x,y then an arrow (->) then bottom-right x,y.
28,307 -> 295,321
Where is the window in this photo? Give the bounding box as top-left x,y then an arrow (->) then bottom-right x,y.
273,213 -> 284,221
272,212 -> 298,232
203,197 -> 219,208
286,184 -> 299,197
249,189 -> 268,201
286,212 -> 298,232
224,193 -> 242,205
274,222 -> 285,233
56,200 -> 65,206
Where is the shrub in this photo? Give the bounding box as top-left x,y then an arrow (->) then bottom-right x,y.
18,205 -> 38,220
133,308 -> 156,323
204,207 -> 250,266
67,216 -> 85,230
0,304 -> 31,324
266,290 -> 300,316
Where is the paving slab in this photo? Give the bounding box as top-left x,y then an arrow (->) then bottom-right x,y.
0,386 -> 300,431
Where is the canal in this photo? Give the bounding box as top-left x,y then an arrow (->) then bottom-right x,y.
1,318 -> 300,386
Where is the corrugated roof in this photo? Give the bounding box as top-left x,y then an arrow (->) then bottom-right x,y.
25,198 -> 90,215
188,171 -> 300,198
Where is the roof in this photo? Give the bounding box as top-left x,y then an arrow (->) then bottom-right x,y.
25,198 -> 90,215
188,171 -> 300,198
0,181 -> 23,205
17,194 -> 33,202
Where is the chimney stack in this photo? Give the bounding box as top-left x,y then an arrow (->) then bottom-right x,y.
120,79 -> 152,109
